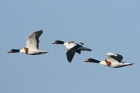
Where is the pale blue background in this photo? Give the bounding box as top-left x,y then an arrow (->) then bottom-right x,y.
0,0 -> 139,93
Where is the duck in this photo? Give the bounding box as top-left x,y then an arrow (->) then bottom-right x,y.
84,52 -> 134,68
52,40 -> 92,62
7,30 -> 48,55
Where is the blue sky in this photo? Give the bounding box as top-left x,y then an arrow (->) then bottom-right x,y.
0,0 -> 140,93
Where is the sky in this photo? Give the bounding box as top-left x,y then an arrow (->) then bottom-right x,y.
0,0 -> 140,93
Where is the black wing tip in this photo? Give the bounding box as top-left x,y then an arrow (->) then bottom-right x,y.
39,30 -> 43,33
35,30 -> 43,33
131,63 -> 134,65
68,61 -> 72,63
67,58 -> 72,62
89,49 -> 92,51
34,30 -> 43,34
39,30 -> 43,31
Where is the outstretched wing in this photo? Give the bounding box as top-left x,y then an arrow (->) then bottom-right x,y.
115,54 -> 123,62
26,30 -> 43,49
66,44 -> 81,62
106,52 -> 123,62
66,48 -> 76,62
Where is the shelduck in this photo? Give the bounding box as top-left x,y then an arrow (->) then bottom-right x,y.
84,52 -> 134,68
52,40 -> 92,62
7,30 -> 48,55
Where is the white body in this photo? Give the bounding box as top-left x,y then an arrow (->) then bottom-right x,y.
63,42 -> 76,50
99,60 -> 125,68
20,48 -> 45,55
63,42 -> 91,52
99,57 -> 133,68
8,30 -> 47,55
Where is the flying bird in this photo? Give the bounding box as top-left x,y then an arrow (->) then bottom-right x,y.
84,52 -> 134,68
7,30 -> 48,55
52,40 -> 92,62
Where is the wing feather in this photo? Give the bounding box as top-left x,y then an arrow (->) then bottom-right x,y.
26,30 -> 43,49
66,49 -> 76,62
66,44 -> 81,62
106,52 -> 123,62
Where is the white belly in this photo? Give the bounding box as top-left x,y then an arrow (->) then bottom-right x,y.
110,62 -> 123,68
20,48 -> 41,55
99,60 -> 124,68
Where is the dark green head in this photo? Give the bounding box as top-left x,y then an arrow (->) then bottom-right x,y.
52,40 -> 65,44
7,49 -> 20,53
84,58 -> 100,63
